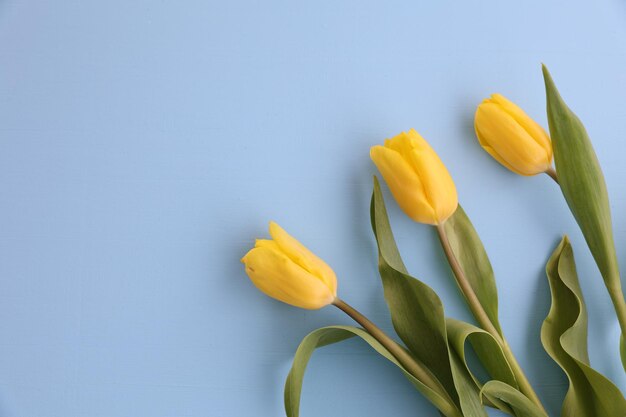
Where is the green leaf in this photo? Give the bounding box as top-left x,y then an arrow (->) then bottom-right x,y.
371,177 -> 455,395
284,325 -> 455,417
371,177 -> 486,417
541,236 -> 626,417
446,317 -> 517,390
448,347 -> 490,417
443,205 -> 502,335
446,319 -> 515,415
542,65 -> 622,309
480,381 -> 547,417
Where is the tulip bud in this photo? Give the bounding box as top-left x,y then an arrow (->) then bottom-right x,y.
474,94 -> 553,176
370,129 -> 458,225
241,222 -> 337,309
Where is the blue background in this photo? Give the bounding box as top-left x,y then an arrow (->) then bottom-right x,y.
1,1 -> 626,416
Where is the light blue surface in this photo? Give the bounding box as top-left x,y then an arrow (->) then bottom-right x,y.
1,1 -> 626,416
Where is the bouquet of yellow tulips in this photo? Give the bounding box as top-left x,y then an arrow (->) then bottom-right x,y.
240,65 -> 626,416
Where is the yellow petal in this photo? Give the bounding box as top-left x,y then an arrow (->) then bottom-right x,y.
268,222 -> 337,295
384,130 -> 416,158
254,239 -> 280,250
475,102 -> 552,176
404,137 -> 458,223
241,246 -> 335,309
370,144 -> 438,224
489,94 -> 552,157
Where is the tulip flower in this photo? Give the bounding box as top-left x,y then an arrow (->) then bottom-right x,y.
370,129 -> 458,225
243,221 -> 462,416
475,94 -> 553,176
241,222 -> 337,309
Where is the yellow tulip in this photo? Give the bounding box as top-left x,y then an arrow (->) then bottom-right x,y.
475,94 -> 553,176
370,129 -> 458,225
241,222 -> 337,309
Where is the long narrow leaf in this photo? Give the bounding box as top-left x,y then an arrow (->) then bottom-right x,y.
371,177 -> 457,395
443,205 -> 503,335
284,325 -> 453,417
372,177 -> 488,417
542,65 -> 619,290
449,348 -> 488,417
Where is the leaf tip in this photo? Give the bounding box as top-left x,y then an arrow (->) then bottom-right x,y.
541,64 -> 555,91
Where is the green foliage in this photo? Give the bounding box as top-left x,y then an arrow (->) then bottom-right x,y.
371,177 -> 458,402
542,66 -> 618,289
541,237 -> 626,417
277,67 -> 626,417
446,317 -> 517,413
370,177 -> 523,416
480,381 -> 547,417
284,325 -> 453,417
543,64 -> 626,371
443,206 -> 502,335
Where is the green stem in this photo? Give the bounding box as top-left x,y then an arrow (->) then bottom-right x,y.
332,298 -> 463,417
545,166 -> 558,183
435,224 -> 547,414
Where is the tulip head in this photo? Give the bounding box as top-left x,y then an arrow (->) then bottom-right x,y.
475,94 -> 553,176
370,129 -> 458,225
241,222 -> 337,310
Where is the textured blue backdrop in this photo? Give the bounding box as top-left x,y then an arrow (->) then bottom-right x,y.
1,1 -> 626,416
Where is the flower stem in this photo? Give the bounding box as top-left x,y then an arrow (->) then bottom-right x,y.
545,166 -> 558,183
435,224 -> 547,414
332,298 -> 463,417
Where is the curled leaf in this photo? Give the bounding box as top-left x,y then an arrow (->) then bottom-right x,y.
446,317 -> 517,414
284,325 -> 455,417
449,349 -> 488,417
480,381 -> 547,417
541,236 -> 626,417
